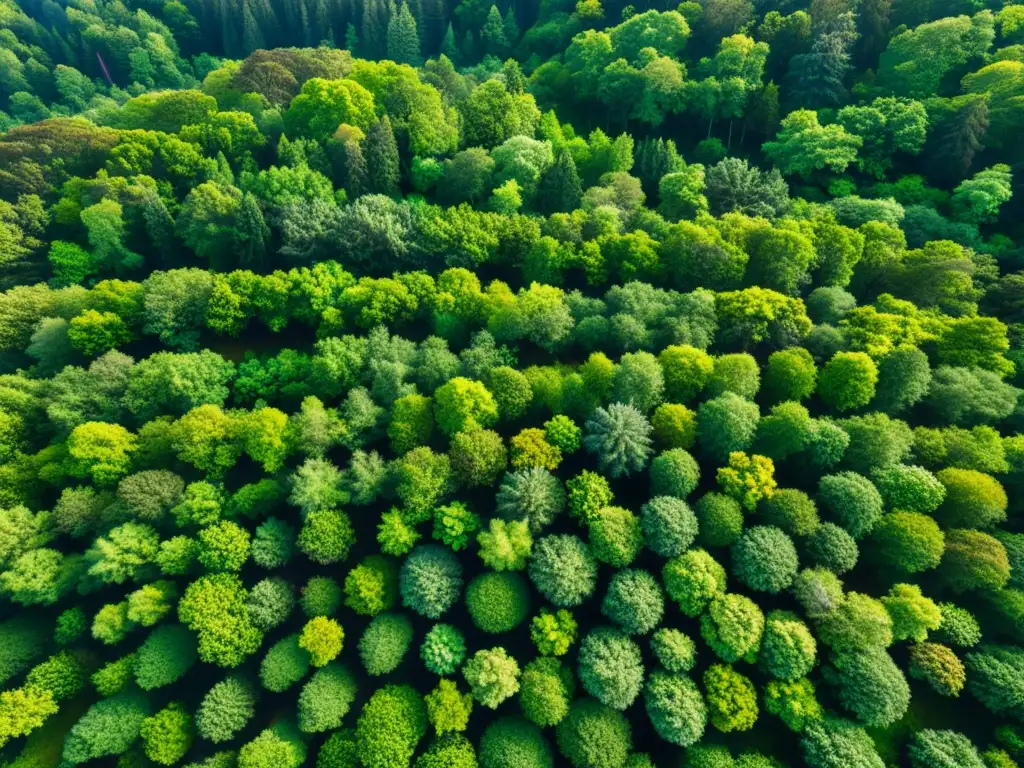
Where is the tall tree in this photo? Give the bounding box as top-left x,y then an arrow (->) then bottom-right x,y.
441,23 -> 459,62
926,94 -> 990,185
419,0 -> 446,53
365,116 -> 401,196
537,148 -> 583,214
341,138 -> 369,198
362,0 -> 394,58
856,0 -> 891,68
785,12 -> 856,108
481,5 -> 509,57
386,3 -> 422,65
237,193 -> 270,270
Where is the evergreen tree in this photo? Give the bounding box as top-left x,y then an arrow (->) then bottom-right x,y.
341,139 -> 369,199
461,30 -> 477,62
856,0 -> 891,68
365,116 -> 401,196
345,21 -> 361,54
441,23 -> 459,62
481,5 -> 508,57
502,7 -> 520,47
241,0 -> 266,54
387,3 -> 422,65
362,0 -> 393,58
238,193 -> 270,270
635,138 -> 683,199
926,95 -> 990,186
503,59 -> 525,94
537,149 -> 583,214
419,0 -> 446,53
785,13 -> 856,109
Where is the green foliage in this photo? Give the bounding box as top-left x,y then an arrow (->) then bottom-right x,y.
556,698 -> 632,768
578,627 -> 644,710
359,613 -> 413,675
400,544 -> 464,619
467,572 -> 531,633
463,647 -> 521,709
704,664 -> 759,733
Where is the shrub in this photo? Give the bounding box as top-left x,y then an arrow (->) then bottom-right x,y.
496,467 -> 566,532
420,624 -> 466,676
650,449 -> 701,498
466,572 -> 531,633
556,698 -> 632,768
400,545 -> 464,618
520,656 -> 575,727
359,613 -> 414,676
644,669 -> 706,746
703,665 -> 758,733
577,628 -> 644,710
601,569 -> 664,635
588,506 -> 642,567
260,634 -> 311,693
479,717 -> 553,768
463,647 -> 520,709
529,534 -> 598,607
196,675 -> 257,743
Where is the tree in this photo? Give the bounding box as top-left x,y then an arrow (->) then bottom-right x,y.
480,717 -> 553,768
583,403 -> 653,478
299,664 -> 358,734
529,534 -> 598,607
556,698 -> 632,768
818,352 -> 878,412
284,78 -> 376,141
365,116 -> 401,197
824,648 -> 910,728
909,642 -> 966,697
705,157 -> 789,217
763,109 -> 862,178
664,549 -> 727,617
907,730 -> 985,768
731,526 -> 799,594
359,613 -> 413,675
421,624 -> 466,676
538,149 -> 583,214
577,628 -> 644,710
134,623 -> 199,690
425,679 -> 473,734
800,717 -> 885,768
464,647 -> 520,708
63,692 -> 151,764
196,676 -> 257,743
400,545 -> 463,618
140,702 -> 194,766
703,664 -> 758,733
387,3 -> 422,64
357,685 -> 427,768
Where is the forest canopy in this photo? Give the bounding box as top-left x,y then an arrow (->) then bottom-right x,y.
1,0 -> 1024,766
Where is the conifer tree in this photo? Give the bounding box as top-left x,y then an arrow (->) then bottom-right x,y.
365,116 -> 400,197
362,0 -> 393,58
387,3 -> 422,65
441,23 -> 459,62
461,30 -> 477,63
238,193 -> 270,270
341,138 -> 369,199
502,8 -> 520,47
926,95 -> 990,186
481,5 -> 508,57
345,21 -> 360,54
241,0 -> 266,54
419,0 -> 446,53
503,59 -> 525,94
537,149 -> 583,214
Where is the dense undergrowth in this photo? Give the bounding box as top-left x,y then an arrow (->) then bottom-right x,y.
3,0 -> 1024,766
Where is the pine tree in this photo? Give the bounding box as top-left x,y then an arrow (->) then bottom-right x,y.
537,148 -> 583,214
856,0 -> 891,68
362,0 -> 393,58
635,138 -> 683,199
365,116 -> 400,196
441,23 -> 459,62
481,5 -> 508,57
744,81 -> 780,145
502,7 -> 520,47
238,193 -> 270,270
345,21 -> 360,54
785,13 -> 855,109
213,151 -> 235,186
502,59 -> 525,94
341,139 -> 369,199
461,30 -> 477,62
386,3 -> 422,65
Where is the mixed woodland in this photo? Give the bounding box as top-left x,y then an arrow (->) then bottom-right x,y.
5,0 -> 1024,766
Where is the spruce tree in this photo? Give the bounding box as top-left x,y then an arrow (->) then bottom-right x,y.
441,23 -> 459,62
341,139 -> 369,199
502,7 -> 519,47
365,116 -> 400,196
241,0 -> 266,54
419,0 -> 445,54
238,193 -> 270,270
635,138 -> 682,199
461,30 -> 477,62
927,95 -> 989,186
361,0 -> 393,58
345,21 -> 360,54
537,148 -> 583,214
386,2 -> 422,65
480,5 -> 508,57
